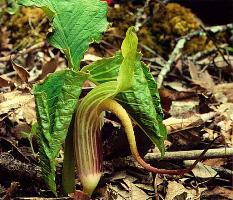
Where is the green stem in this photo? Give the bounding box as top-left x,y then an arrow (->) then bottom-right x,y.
62,125 -> 75,195
98,99 -> 191,175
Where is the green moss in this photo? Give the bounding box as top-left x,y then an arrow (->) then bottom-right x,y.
1,7 -> 48,50
106,2 -> 215,58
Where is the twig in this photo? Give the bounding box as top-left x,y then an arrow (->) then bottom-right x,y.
182,23 -> 233,41
157,23 -> 233,88
157,38 -> 186,88
200,25 -> 233,68
212,166 -> 233,179
134,0 -> 151,32
188,44 -> 227,61
140,43 -> 167,64
145,147 -> 233,161
154,174 -> 160,200
0,42 -> 45,62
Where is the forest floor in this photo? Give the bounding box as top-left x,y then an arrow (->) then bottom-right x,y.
0,1 -> 233,199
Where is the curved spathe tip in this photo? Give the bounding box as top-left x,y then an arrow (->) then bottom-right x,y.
81,173 -> 102,196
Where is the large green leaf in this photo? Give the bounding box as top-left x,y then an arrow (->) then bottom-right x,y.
19,0 -> 108,70
82,53 -> 166,154
34,70 -> 88,194
116,62 -> 166,154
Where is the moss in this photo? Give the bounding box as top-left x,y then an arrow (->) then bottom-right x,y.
104,3 -> 137,51
106,2 -> 216,58
1,7 -> 48,50
149,3 -> 214,57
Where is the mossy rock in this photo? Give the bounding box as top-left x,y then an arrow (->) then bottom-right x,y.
106,2 -> 216,58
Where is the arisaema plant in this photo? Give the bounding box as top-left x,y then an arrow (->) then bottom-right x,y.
18,0 -> 191,198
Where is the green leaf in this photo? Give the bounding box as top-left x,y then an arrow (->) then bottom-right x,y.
19,0 -> 108,70
82,53 -> 166,154
117,62 -> 166,154
116,26 -> 138,92
82,52 -> 122,84
6,0 -> 20,15
34,70 -> 88,194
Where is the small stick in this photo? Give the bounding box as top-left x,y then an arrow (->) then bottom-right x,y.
145,147 -> 233,161
134,0 -> 151,32
182,23 -> 233,41
200,25 -> 233,68
157,38 -> 186,88
0,42 -> 45,62
157,23 -> 233,88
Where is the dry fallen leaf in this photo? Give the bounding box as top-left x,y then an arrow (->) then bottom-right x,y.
105,175 -> 150,200
40,57 -> 59,79
0,27 -> 12,50
213,103 -> 233,146
189,61 -> 215,90
165,181 -> 199,200
170,99 -> 199,118
202,187 -> 233,199
189,61 -> 233,103
0,75 -> 15,87
213,83 -> 233,103
163,112 -> 216,133
203,158 -> 225,168
11,61 -> 30,83
83,53 -> 102,62
214,55 -> 233,69
0,91 -> 36,123
124,179 -> 150,200
184,161 -> 217,179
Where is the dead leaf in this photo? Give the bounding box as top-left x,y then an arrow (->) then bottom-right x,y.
213,83 -> 233,103
202,187 -> 233,199
134,184 -> 154,192
189,62 -> 233,103
0,76 -> 15,87
40,57 -> 59,79
165,181 -> 198,200
13,97 -> 36,124
164,81 -> 193,92
170,99 -> 199,118
73,190 -> 90,200
189,61 -> 215,90
213,103 -> 233,146
111,171 -> 127,182
159,87 -> 196,114
217,120 -> 233,146
163,112 -> 216,133
11,61 -> 30,83
202,128 -> 219,140
0,91 -> 33,114
105,175 -> 150,200
83,54 -> 102,62
184,161 -> 217,179
203,158 -> 225,167
214,55 -> 233,69
0,91 -> 36,124
124,179 -> 150,200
